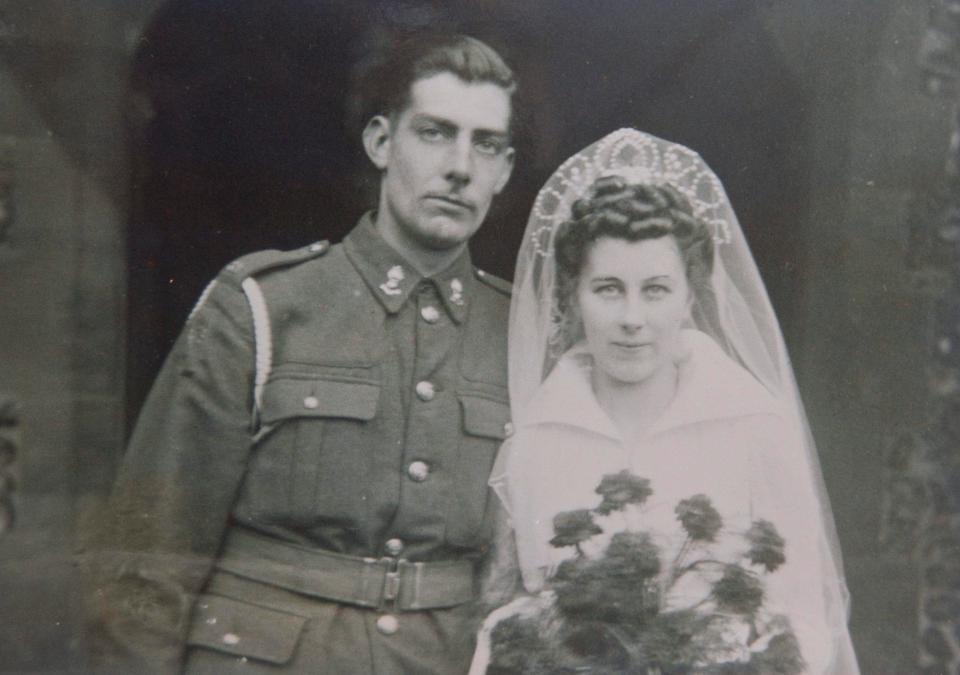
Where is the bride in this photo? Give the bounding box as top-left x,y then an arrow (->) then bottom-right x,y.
472,129 -> 859,673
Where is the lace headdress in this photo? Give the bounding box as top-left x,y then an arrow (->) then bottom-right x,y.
506,128 -> 858,672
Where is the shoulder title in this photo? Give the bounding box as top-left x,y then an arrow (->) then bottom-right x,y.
221,240 -> 330,281
474,268 -> 512,296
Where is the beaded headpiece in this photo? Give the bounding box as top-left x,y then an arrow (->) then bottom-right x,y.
529,129 -> 732,258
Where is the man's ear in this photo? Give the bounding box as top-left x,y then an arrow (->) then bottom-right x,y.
362,115 -> 392,170
493,146 -> 515,195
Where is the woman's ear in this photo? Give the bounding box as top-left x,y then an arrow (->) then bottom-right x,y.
362,115 -> 392,170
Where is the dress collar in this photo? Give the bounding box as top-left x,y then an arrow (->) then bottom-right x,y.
521,330 -> 782,442
343,212 -> 474,323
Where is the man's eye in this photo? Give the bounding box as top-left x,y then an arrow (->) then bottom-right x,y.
418,127 -> 444,141
475,139 -> 503,155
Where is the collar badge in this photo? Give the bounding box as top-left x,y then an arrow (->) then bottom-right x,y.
380,265 -> 405,296
449,278 -> 464,306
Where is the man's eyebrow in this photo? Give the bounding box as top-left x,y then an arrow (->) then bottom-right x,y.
473,128 -> 511,143
409,113 -> 510,140
409,114 -> 456,132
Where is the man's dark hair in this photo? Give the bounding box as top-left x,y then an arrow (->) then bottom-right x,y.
352,33 -> 517,133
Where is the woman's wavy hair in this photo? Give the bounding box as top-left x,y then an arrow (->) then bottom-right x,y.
553,175 -> 716,344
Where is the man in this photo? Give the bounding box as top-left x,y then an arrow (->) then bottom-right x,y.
90,33 -> 517,674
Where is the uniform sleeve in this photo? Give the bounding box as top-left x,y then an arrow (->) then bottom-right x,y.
747,414 -> 841,674
86,274 -> 256,674
477,497 -> 522,612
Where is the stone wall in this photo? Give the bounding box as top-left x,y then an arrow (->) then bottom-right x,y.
0,1 -> 161,669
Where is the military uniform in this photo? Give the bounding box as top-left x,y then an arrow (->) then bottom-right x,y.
91,214 -> 512,674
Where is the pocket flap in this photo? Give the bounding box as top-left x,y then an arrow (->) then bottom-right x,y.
261,377 -> 379,424
187,594 -> 307,664
459,394 -> 511,440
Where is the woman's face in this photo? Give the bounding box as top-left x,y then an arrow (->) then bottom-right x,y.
575,235 -> 691,387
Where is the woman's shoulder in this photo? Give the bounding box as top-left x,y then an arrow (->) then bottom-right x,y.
669,330 -> 785,428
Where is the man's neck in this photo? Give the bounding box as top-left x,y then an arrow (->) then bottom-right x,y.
374,214 -> 466,278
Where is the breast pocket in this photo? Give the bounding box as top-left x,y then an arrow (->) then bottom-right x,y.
242,373 -> 380,526
445,393 -> 511,548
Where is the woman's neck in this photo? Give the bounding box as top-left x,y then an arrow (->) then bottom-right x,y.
592,362 -> 679,441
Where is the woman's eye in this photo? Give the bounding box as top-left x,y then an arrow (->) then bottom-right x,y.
595,284 -> 622,297
644,284 -> 670,298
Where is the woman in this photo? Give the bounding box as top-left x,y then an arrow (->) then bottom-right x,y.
472,129 -> 858,673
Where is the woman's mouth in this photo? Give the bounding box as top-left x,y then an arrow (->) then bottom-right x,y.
612,341 -> 650,352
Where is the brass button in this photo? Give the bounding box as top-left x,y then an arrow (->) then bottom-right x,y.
376,614 -> 399,635
384,538 -> 404,556
303,396 -> 319,409
420,306 -> 440,323
503,422 -> 515,437
222,632 -> 240,645
407,461 -> 430,482
308,241 -> 327,253
415,381 -> 435,401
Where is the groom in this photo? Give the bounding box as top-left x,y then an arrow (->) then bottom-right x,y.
90,33 -> 516,674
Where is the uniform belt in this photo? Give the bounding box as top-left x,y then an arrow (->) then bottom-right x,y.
215,528 -> 477,611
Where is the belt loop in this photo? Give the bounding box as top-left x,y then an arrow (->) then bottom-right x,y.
379,557 -> 401,611
410,561 -> 425,610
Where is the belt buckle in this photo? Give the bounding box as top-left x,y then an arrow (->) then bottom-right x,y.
378,556 -> 403,611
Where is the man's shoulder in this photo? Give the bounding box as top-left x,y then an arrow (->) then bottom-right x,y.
473,268 -> 512,298
220,240 -> 333,283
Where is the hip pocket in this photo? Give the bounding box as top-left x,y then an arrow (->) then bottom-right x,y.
186,594 -> 308,666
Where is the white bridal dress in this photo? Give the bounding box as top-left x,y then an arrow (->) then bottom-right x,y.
471,129 -> 860,674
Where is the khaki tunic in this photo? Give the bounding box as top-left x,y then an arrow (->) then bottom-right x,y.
90,215 -> 511,674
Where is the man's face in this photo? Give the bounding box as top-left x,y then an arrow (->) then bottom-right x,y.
366,72 -> 515,251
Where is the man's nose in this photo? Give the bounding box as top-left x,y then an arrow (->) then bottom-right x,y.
444,136 -> 473,185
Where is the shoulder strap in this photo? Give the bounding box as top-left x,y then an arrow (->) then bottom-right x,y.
240,277 -> 272,428
474,268 -> 512,296
218,240 -> 331,429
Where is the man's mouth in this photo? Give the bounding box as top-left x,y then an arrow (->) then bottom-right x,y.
425,195 -> 474,211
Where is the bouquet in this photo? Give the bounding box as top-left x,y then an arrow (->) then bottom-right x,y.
486,471 -> 804,674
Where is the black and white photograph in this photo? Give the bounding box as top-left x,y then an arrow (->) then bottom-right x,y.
0,1 -> 954,673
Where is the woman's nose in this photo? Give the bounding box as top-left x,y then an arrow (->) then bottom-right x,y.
619,294 -> 646,330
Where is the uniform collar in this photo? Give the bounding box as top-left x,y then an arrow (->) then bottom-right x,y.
521,330 -> 782,441
343,212 -> 475,323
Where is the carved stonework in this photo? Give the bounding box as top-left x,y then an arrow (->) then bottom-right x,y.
0,395 -> 18,537
0,138 -> 14,244
881,2 -> 960,671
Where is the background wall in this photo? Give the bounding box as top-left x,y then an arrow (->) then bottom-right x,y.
0,1 -> 946,671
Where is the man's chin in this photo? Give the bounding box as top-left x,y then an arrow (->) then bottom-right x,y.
415,218 -> 476,250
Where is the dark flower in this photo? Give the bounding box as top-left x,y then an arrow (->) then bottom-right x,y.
552,553 -> 660,626
488,614 -> 558,675
562,621 -> 630,670
712,564 -> 764,616
605,531 -> 661,581
747,630 -> 805,674
675,494 -> 723,543
746,520 -> 786,573
595,471 -> 653,515
550,509 -> 603,551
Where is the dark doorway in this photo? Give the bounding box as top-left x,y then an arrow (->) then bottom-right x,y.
126,0 -> 811,427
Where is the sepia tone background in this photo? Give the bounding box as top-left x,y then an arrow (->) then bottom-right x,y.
0,0 -> 945,671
